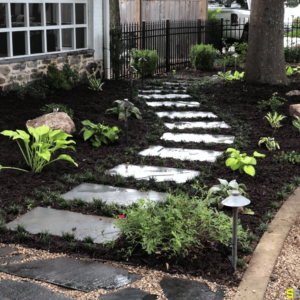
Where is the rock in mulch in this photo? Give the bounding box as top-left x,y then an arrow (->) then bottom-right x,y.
0,257 -> 140,292
0,279 -> 74,300
286,90 -> 300,96
26,112 -> 76,134
160,276 -> 224,300
99,287 -> 157,300
289,104 -> 300,118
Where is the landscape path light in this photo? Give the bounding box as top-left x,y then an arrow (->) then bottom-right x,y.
222,190 -> 250,274
119,99 -> 134,145
139,57 -> 147,89
128,66 -> 137,102
233,53 -> 239,71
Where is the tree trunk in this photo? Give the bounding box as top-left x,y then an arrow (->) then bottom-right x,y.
110,0 -> 121,26
244,0 -> 288,85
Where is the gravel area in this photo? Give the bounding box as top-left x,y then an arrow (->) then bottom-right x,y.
0,243 -> 240,299
264,214 -> 300,300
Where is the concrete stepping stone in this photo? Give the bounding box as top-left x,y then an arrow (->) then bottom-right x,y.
139,89 -> 187,93
161,132 -> 235,144
6,207 -> 120,244
139,146 -> 223,162
0,279 -> 74,300
0,246 -> 15,257
164,121 -> 230,129
100,287 -> 157,300
0,257 -> 140,292
156,111 -> 218,119
61,183 -> 167,206
160,276 -> 224,300
146,101 -> 199,107
139,94 -> 191,99
106,164 -> 199,183
0,255 -> 24,265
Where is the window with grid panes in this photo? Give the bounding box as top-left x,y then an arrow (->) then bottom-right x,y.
0,1 -> 87,59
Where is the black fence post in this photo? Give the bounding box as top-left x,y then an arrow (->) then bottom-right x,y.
142,21 -> 146,49
166,19 -> 170,73
197,19 -> 201,44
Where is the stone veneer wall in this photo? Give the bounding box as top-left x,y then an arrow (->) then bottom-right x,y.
0,50 -> 102,91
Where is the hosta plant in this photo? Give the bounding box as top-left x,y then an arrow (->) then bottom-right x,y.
225,148 -> 266,177
1,126 -> 77,173
264,112 -> 285,129
79,120 -> 122,147
258,137 -> 280,151
292,116 -> 300,132
205,179 -> 249,209
105,100 -> 142,121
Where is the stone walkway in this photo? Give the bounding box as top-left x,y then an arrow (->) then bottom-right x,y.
3,80 -> 231,299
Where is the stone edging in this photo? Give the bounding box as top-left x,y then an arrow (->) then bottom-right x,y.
233,187 -> 300,300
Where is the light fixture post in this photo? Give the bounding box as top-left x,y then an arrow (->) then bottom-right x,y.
128,66 -> 137,102
119,99 -> 134,146
139,57 -> 147,90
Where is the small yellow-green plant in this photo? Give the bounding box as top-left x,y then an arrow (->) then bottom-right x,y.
258,137 -> 280,151
264,112 -> 285,129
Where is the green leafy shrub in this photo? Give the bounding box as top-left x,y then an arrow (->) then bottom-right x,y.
208,8 -> 222,20
1,126 -> 78,172
190,44 -> 216,70
87,68 -> 104,91
114,193 -> 248,257
225,148 -> 265,176
265,112 -> 285,129
130,49 -> 159,77
40,103 -> 74,119
285,46 -> 300,63
285,29 -> 300,37
205,178 -> 248,209
11,80 -> 49,100
257,93 -> 286,112
273,151 -> 300,164
44,62 -> 78,90
79,120 -> 122,147
105,100 -> 142,121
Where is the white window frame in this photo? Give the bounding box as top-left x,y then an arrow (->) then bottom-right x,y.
0,0 -> 88,60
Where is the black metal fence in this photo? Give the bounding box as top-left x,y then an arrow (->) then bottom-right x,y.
284,17 -> 300,48
109,18 -> 247,79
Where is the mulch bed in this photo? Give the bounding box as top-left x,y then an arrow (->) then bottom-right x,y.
0,68 -> 300,287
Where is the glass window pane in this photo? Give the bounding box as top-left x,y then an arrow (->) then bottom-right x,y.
13,31 -> 26,56
0,4 -> 7,28
75,4 -> 85,24
11,4 -> 25,27
62,28 -> 73,50
76,28 -> 85,48
0,33 -> 8,57
47,29 -> 59,52
30,30 -> 43,54
29,3 -> 42,26
46,3 -> 58,26
61,4 -> 72,25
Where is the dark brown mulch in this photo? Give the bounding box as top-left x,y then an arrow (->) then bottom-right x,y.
0,70 -> 300,287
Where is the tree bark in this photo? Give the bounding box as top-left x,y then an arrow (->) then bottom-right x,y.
110,0 -> 120,26
244,0 -> 288,85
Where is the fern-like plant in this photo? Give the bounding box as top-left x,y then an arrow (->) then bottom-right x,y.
264,112 -> 285,129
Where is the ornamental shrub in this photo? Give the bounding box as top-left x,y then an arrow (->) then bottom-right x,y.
285,46 -> 300,63
190,44 -> 216,70
114,192 -> 248,257
130,49 -> 159,77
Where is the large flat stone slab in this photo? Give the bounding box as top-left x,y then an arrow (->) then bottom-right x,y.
139,89 -> 187,93
156,111 -> 218,119
139,94 -> 191,99
0,246 -> 15,257
161,132 -> 235,144
0,255 -> 24,265
6,207 -> 120,244
160,276 -> 224,300
61,183 -> 167,206
139,146 -> 223,162
0,257 -> 140,292
164,121 -> 230,129
146,101 -> 200,107
100,287 -> 157,300
0,279 -> 74,300
106,164 -> 199,183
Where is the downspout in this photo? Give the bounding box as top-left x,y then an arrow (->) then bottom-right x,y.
103,0 -> 110,79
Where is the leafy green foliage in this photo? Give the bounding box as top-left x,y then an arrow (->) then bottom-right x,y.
214,70 -> 244,82
24,198 -> 34,210
41,230 -> 51,246
292,116 -> 300,133
205,178 -> 249,209
87,68 -> 104,91
257,222 -> 269,232
16,224 -> 28,242
257,93 -> 286,112
110,26 -> 125,79
1,126 -> 78,172
273,151 -> 300,164
264,211 -> 274,220
79,120 -> 122,147
7,205 -> 22,215
40,103 -> 74,119
190,44 -> 216,70
61,231 -> 76,242
264,112 -> 285,129
285,28 -> 300,38
208,8 -> 222,20
258,137 -> 280,151
237,258 -> 246,268
130,49 -> 160,77
225,148 -> 265,176
286,66 -> 300,76
12,80 -> 49,100
114,193 -> 248,257
285,46 -> 300,63
270,202 -> 281,209
105,100 -> 142,121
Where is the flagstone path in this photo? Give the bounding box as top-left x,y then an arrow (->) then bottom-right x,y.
3,80 -> 230,299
